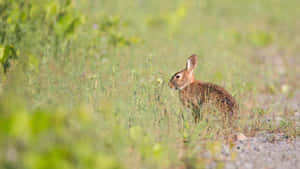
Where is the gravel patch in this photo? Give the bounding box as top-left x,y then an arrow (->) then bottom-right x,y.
224,133 -> 300,169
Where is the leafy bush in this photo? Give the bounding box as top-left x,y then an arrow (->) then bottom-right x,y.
0,44 -> 17,73
0,96 -> 170,169
0,0 -> 299,169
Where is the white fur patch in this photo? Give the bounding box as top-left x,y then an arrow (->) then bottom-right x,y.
187,59 -> 192,70
178,83 -> 189,90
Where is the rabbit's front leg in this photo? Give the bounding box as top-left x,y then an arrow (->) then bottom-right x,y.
192,107 -> 201,123
191,97 -> 204,123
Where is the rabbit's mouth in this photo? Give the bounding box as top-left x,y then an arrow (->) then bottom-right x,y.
169,81 -> 181,90
169,81 -> 176,89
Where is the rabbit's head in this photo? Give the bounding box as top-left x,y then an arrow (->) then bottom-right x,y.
169,54 -> 197,90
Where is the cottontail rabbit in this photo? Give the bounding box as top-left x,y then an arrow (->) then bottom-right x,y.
169,55 -> 238,124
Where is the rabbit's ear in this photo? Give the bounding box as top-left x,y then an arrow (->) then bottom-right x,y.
186,54 -> 197,72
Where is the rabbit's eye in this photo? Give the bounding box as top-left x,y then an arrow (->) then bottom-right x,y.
176,75 -> 181,79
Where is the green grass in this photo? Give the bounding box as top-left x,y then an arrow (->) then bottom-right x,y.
0,0 -> 299,169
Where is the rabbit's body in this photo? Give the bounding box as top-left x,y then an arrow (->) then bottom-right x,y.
169,55 -> 238,124
179,81 -> 237,122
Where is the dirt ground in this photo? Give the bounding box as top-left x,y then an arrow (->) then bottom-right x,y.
223,133 -> 300,169
224,48 -> 300,169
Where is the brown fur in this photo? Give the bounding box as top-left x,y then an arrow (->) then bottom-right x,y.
169,55 -> 238,124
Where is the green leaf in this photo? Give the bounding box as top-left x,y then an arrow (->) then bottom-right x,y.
10,111 -> 31,140
247,31 -> 273,47
129,126 -> 143,142
0,45 -> 5,62
28,54 -> 39,72
96,153 -> 123,169
206,141 -> 222,156
46,1 -> 59,18
55,13 -> 81,38
0,45 -> 17,73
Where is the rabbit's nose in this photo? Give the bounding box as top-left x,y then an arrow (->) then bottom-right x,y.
169,81 -> 175,89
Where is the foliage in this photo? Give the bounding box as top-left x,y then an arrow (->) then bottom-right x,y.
0,0 -> 299,169
0,97 -> 171,169
0,0 -> 82,40
0,44 -> 17,73
247,31 -> 273,47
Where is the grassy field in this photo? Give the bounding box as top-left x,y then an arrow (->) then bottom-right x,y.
0,0 -> 299,169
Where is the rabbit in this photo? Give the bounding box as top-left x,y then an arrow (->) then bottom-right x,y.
169,54 -> 238,124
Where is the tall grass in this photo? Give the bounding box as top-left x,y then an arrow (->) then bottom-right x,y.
0,0 -> 299,168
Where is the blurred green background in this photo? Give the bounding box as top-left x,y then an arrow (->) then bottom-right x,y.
0,0 -> 299,169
